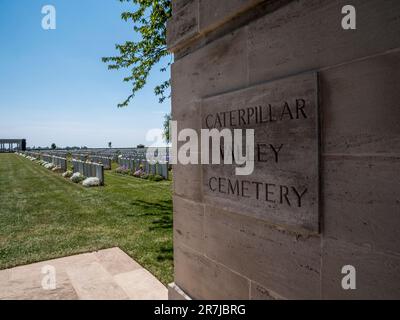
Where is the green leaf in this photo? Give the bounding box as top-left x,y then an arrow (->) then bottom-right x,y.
103,0 -> 172,108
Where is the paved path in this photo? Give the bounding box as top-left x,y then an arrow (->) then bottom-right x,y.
0,247 -> 167,300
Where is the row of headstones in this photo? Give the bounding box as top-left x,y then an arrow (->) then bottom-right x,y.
29,148 -> 170,158
41,154 -> 53,163
126,147 -> 168,155
119,151 -> 170,163
121,150 -> 147,158
71,154 -> 87,162
22,152 -> 68,172
71,154 -> 112,169
46,151 -> 69,158
52,156 -> 68,171
118,158 -> 169,179
88,156 -> 112,170
94,153 -> 119,162
24,151 -> 41,159
69,148 -> 171,163
21,152 -> 102,184
72,159 -> 104,185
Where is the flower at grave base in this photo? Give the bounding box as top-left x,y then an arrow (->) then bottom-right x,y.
82,177 -> 100,188
133,169 -> 143,177
70,172 -> 85,183
44,163 -> 55,170
62,171 -> 73,178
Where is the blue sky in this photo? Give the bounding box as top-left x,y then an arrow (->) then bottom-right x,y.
0,0 -> 171,148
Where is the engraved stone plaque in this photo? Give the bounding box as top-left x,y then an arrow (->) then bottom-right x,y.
201,72 -> 320,233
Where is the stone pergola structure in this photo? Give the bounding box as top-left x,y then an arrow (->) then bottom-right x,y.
0,139 -> 26,152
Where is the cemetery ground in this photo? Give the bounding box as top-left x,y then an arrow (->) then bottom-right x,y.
0,153 -> 173,285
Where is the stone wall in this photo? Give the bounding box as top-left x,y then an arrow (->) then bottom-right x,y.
167,0 -> 400,299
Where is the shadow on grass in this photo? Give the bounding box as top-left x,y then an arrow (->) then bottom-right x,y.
128,199 -> 173,231
157,244 -> 173,262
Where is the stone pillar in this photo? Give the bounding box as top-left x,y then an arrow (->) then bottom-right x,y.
167,0 -> 400,299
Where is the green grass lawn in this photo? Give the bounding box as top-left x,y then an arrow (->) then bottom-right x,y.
0,153 -> 173,284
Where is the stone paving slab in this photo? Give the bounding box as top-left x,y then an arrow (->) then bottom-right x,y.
114,269 -> 169,300
0,247 -> 167,300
